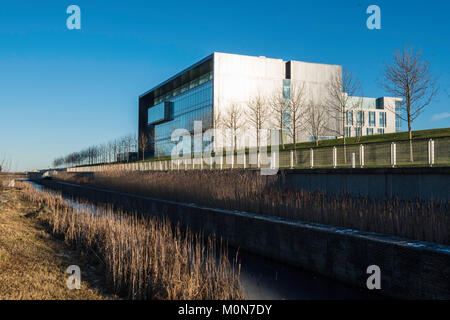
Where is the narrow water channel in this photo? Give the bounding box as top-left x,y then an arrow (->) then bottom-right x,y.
26,180 -> 385,300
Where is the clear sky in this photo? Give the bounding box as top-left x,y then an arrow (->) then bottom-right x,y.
0,0 -> 449,171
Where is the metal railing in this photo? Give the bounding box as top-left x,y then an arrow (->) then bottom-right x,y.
67,136 -> 450,172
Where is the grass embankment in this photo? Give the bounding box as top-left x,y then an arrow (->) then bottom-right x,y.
16,182 -> 243,300
55,170 -> 450,245
0,185 -> 110,299
280,127 -> 450,150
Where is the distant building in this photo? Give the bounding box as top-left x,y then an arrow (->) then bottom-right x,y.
344,96 -> 402,137
139,52 -> 401,158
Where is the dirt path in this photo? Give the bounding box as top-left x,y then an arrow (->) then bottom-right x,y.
0,187 -> 114,300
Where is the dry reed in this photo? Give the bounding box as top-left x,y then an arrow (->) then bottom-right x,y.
18,182 -> 244,300
56,170 -> 450,245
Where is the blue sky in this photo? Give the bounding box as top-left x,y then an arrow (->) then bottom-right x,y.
0,0 -> 449,171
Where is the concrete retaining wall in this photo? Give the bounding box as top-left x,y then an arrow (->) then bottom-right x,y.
32,178 -> 450,299
281,167 -> 450,202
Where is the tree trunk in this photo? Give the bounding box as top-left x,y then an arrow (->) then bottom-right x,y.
408,120 -> 414,163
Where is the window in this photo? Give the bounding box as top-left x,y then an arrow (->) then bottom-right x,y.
345,127 -> 352,137
283,79 -> 291,99
356,111 -> 365,126
366,128 -> 374,135
355,128 -> 362,137
153,80 -> 213,157
345,111 -> 353,126
379,112 -> 386,127
376,98 -> 384,109
377,128 -> 384,134
148,102 -> 166,124
369,111 -> 376,126
395,101 -> 402,132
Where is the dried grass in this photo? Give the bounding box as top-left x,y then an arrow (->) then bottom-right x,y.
18,182 -> 244,300
56,170 -> 450,245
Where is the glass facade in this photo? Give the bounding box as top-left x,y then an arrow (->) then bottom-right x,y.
150,80 -> 213,157
148,102 -> 166,124
153,72 -> 212,106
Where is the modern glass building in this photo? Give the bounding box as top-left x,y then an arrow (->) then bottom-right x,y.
139,55 -> 213,158
139,52 -> 402,159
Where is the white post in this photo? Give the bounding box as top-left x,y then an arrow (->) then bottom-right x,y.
243,152 -> 246,169
209,156 -> 213,170
359,144 -> 365,168
332,146 -> 337,168
351,153 -> 356,168
220,156 -> 223,170
310,148 -> 314,168
231,153 -> 234,169
177,160 -> 180,171
290,150 -> 294,169
428,139 -> 435,166
257,152 -> 261,169
391,142 -> 397,167
184,159 -> 187,171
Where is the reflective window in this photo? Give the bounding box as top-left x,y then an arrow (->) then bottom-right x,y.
152,80 -> 213,157
148,102 -> 165,124
369,111 -> 376,126
345,111 -> 353,126
379,112 -> 386,127
345,127 -> 352,137
153,72 -> 213,105
395,101 -> 402,132
283,79 -> 291,99
356,111 -> 365,126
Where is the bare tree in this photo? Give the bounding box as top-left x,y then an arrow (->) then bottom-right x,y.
0,156 -> 12,173
139,133 -> 148,161
246,93 -> 269,152
223,102 -> 244,152
326,68 -> 362,162
306,99 -> 327,147
269,89 -> 289,150
287,83 -> 307,159
382,47 -> 438,162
